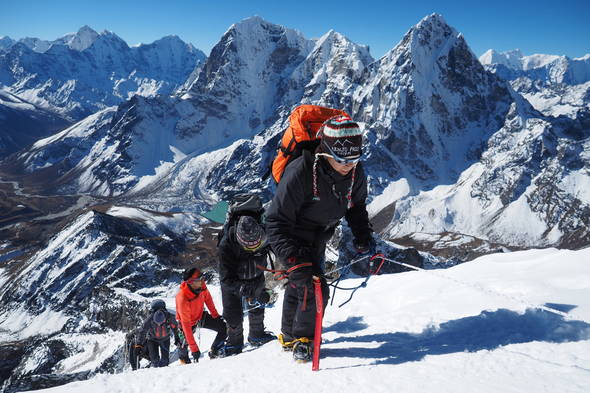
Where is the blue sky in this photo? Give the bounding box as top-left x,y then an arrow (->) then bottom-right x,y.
1,0 -> 588,59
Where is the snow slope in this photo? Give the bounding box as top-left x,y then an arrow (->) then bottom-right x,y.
38,247 -> 590,393
0,89 -> 70,157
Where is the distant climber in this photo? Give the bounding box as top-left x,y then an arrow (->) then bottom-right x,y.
125,328 -> 149,370
138,299 -> 180,368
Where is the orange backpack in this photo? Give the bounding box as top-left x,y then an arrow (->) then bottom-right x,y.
271,104 -> 350,183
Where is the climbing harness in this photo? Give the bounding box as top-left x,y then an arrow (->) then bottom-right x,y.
257,261 -> 313,281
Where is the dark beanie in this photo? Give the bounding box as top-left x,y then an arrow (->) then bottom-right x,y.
319,115 -> 363,159
235,216 -> 264,250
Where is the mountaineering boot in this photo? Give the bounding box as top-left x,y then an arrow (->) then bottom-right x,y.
248,331 -> 277,347
178,357 -> 191,365
208,341 -> 225,359
209,340 -> 243,358
293,340 -> 312,363
216,344 -> 243,358
292,339 -> 313,363
278,333 -> 297,351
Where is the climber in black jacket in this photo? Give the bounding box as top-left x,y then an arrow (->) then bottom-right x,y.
266,115 -> 373,362
217,215 -> 276,356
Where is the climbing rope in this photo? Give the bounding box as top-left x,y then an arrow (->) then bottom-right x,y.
328,254 -> 581,321
328,254 -> 384,307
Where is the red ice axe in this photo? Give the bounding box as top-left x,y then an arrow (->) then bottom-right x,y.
312,276 -> 323,371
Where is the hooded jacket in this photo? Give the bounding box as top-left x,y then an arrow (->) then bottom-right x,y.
175,281 -> 220,353
266,150 -> 372,266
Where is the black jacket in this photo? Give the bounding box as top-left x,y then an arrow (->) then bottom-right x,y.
218,225 -> 270,293
266,150 -> 372,266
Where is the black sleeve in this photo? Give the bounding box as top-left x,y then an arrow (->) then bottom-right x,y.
218,231 -> 242,292
138,315 -> 152,343
265,159 -> 313,263
345,163 -> 372,244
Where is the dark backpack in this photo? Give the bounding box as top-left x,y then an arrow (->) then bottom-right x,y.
217,193 -> 264,246
150,310 -> 170,341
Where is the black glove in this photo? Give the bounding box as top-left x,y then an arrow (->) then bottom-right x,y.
255,289 -> 271,304
239,282 -> 256,298
288,265 -> 313,287
214,315 -> 227,329
191,351 -> 200,362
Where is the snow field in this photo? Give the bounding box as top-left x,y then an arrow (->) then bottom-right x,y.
37,247 -> 590,393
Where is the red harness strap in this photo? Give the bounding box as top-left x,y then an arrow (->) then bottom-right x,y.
257,262 -> 313,281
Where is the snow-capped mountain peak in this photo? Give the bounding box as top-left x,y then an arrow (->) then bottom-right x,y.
228,15 -> 311,55
64,25 -> 100,51
0,36 -> 15,51
479,48 -> 590,118
479,48 -> 525,69
9,26 -> 102,53
406,13 -> 465,65
90,29 -> 129,52
479,48 -> 590,85
185,16 -> 315,137
479,48 -> 564,71
311,29 -> 372,67
17,36 -> 52,52
0,27 -> 205,121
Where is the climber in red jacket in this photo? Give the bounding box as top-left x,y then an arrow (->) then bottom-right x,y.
175,267 -> 227,363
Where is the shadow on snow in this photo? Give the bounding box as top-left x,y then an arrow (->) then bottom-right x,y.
321,308 -> 590,366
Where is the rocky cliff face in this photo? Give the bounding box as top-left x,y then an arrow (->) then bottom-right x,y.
353,15 -> 513,193
385,96 -> 590,248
